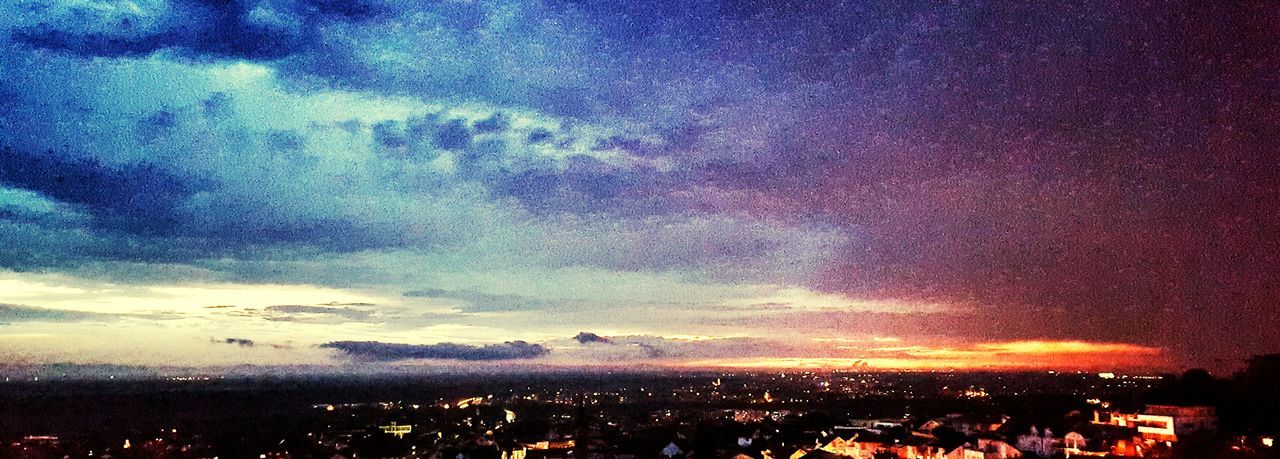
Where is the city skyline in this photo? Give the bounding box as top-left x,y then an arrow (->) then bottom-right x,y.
1,0 -> 1278,373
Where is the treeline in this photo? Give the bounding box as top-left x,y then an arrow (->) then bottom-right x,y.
1146,354 -> 1280,434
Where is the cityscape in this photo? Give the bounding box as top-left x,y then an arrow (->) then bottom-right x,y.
4,360 -> 1280,458
2,0 -> 1280,458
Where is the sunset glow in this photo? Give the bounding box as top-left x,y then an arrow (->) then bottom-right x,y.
687,340 -> 1168,371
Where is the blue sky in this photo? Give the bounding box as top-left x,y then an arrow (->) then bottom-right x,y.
1,0 -> 1277,372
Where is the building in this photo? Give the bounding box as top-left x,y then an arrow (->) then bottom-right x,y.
1015,426 -> 1058,458
1092,410 -> 1176,442
1142,405 -> 1217,435
808,431 -> 998,459
380,422 -> 413,438
974,439 -> 1022,459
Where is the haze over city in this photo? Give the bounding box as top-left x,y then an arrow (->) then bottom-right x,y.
1,0 -> 1278,374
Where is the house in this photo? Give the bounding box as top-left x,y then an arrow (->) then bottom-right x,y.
974,439 -> 1022,459
1092,410 -> 1177,442
1143,405 -> 1217,435
1014,427 -> 1057,458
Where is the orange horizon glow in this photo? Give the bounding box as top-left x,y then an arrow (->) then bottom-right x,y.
681,339 -> 1168,371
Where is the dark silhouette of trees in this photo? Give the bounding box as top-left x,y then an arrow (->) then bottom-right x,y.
1223,354 -> 1280,434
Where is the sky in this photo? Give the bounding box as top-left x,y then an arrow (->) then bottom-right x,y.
0,0 -> 1277,374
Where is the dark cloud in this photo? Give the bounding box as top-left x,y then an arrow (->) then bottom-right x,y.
557,334 -> 801,361
491,155 -> 640,213
258,1 -> 628,119
9,0 -> 385,60
371,121 -> 408,149
433,119 -> 473,150
526,128 -> 554,144
0,304 -> 108,323
0,304 -> 180,323
221,337 -> 255,347
213,336 -> 294,349
13,4 -> 298,60
137,110 -> 178,141
473,113 -> 512,134
266,130 -> 306,151
0,146 -> 204,234
14,28 -> 182,59
401,289 -> 452,298
321,340 -> 549,361
297,0 -> 383,21
592,136 -> 663,158
264,304 -> 373,322
573,332 -> 611,344
201,92 -> 234,119
194,213 -> 390,253
635,343 -> 666,359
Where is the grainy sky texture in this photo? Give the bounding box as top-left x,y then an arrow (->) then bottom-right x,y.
0,0 -> 1277,373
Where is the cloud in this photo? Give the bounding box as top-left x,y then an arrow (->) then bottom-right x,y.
220,337 -> 255,347
0,18 -> 844,288
0,303 -> 109,323
211,337 -> 293,349
0,302 -> 183,325
3,0 -> 644,118
473,112 -> 512,134
0,146 -> 203,234
321,340 -> 549,361
8,0 -> 383,60
264,304 -> 373,321
403,289 -> 548,313
548,334 -> 800,363
1,0 -> 1276,370
573,332 -> 611,344
0,186 -> 89,227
